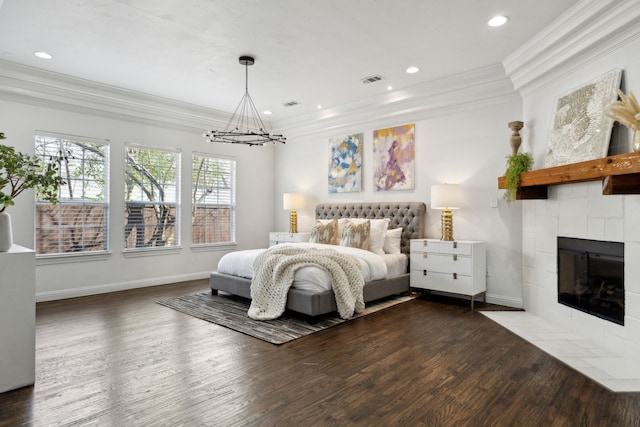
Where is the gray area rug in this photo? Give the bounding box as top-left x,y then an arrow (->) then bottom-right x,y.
157,292 -> 417,345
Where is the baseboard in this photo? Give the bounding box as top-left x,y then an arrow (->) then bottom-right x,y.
36,271 -> 211,302
420,290 -> 523,309
485,293 -> 523,309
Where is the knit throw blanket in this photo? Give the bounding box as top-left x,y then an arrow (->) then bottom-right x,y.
248,246 -> 365,321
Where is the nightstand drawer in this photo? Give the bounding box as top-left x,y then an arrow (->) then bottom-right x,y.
410,240 -> 472,255
410,270 -> 473,294
410,252 -> 472,275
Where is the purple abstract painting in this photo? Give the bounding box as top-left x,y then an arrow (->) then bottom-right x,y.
373,124 -> 415,191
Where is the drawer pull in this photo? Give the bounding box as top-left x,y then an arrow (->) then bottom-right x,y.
423,270 -> 427,276
453,273 -> 457,280
453,241 -> 457,249
423,240 -> 428,247
453,254 -> 457,261
423,252 -> 428,258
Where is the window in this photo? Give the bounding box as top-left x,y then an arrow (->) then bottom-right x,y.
125,144 -> 180,249
192,153 -> 236,245
35,133 -> 109,256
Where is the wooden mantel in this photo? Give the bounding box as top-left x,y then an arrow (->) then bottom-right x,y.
497,152 -> 640,200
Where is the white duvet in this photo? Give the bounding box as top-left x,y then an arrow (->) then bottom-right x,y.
216,242 -> 407,293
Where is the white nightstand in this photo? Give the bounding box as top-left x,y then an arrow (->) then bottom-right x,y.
269,232 -> 310,246
410,239 -> 486,309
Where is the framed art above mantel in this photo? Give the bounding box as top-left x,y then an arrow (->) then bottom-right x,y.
543,69 -> 623,168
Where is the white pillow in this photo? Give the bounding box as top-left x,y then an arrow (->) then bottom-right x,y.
383,227 -> 402,254
346,218 -> 390,255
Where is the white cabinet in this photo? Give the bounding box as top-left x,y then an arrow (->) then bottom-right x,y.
0,245 -> 36,393
269,232 -> 310,246
410,239 -> 486,308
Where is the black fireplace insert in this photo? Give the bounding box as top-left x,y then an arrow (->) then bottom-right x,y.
557,237 -> 624,325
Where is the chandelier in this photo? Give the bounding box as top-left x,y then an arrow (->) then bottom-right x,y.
204,56 -> 286,146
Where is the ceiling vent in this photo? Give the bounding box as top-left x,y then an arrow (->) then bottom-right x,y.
360,75 -> 385,84
283,100 -> 300,107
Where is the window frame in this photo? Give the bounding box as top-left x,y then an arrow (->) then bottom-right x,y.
191,152 -> 236,247
34,131 -> 110,259
123,143 -> 181,252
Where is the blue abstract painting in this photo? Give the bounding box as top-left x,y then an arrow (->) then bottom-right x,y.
328,133 -> 363,193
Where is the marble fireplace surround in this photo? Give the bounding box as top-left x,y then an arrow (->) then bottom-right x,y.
486,180 -> 640,392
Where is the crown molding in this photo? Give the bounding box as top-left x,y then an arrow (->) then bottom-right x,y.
0,59 -> 515,140
503,0 -> 640,95
0,59 -> 232,133
271,63 -> 516,139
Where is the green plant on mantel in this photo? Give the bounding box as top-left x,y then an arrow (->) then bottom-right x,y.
504,152 -> 534,204
0,132 -> 65,212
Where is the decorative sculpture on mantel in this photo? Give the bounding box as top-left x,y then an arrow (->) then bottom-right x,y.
605,89 -> 640,152
508,121 -> 524,156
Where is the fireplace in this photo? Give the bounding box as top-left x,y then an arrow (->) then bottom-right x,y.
557,237 -> 624,325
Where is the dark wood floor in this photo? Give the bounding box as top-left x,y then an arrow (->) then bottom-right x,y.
1,280 -> 639,426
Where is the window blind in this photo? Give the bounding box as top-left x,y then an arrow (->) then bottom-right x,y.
192,153 -> 236,245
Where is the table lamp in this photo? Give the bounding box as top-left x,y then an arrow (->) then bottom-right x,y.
430,184 -> 461,241
283,193 -> 304,234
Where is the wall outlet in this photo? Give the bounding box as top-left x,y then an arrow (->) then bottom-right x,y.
489,198 -> 498,208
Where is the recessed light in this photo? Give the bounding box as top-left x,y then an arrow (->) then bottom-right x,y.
387,86 -> 393,91
488,15 -> 508,27
405,66 -> 419,74
34,51 -> 52,59
317,105 -> 322,109
263,110 -> 272,115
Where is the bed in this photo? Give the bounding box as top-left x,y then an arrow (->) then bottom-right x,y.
210,201 -> 426,317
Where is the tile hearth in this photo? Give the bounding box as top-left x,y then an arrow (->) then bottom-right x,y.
482,311 -> 640,393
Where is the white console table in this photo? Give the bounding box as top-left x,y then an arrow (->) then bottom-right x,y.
0,245 -> 36,393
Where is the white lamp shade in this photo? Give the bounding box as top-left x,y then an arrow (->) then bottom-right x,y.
431,184 -> 461,210
283,193 -> 304,210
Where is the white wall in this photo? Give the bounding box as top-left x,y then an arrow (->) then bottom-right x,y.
273,86 -> 526,307
0,98 -> 275,301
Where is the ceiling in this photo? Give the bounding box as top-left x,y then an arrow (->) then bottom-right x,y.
0,0 -> 580,121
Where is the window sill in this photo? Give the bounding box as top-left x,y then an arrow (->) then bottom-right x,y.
122,246 -> 182,258
36,251 -> 111,265
191,243 -> 237,253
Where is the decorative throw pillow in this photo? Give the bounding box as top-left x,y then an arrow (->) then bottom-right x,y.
347,218 -> 390,255
340,220 -> 370,250
383,227 -> 403,254
319,218 -> 351,238
309,219 -> 339,245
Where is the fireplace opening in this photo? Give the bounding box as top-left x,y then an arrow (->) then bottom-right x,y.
557,237 -> 624,325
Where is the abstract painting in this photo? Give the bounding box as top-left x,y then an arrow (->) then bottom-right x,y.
543,69 -> 622,168
373,123 -> 415,191
328,133 -> 363,193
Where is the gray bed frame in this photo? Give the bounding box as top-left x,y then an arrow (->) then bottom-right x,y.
210,201 -> 426,316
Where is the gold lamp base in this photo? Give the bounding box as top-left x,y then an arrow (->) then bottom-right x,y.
440,209 -> 454,241
289,210 -> 298,234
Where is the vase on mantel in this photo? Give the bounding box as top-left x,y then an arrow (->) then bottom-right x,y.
508,121 -> 524,156
0,212 -> 13,252
634,129 -> 640,153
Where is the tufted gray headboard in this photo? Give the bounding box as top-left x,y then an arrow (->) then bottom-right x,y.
315,202 -> 426,255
